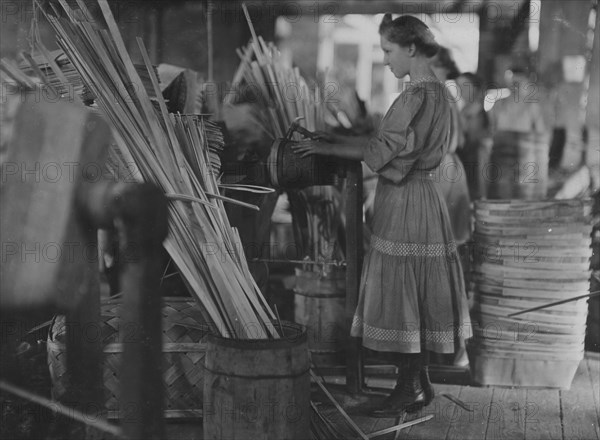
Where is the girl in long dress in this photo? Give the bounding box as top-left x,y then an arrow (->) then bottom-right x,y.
293,14 -> 472,417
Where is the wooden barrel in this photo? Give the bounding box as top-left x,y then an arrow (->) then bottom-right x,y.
267,138 -> 338,189
203,322 -> 310,440
488,131 -> 549,200
293,268 -> 347,365
469,199 -> 593,388
47,297 -> 207,419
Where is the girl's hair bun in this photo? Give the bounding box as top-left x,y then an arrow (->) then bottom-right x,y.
379,14 -> 439,58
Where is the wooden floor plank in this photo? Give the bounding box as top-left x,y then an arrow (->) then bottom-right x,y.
524,389 -> 562,440
439,386 -> 462,440
560,359 -> 600,440
446,385 -> 494,440
394,383 -> 458,440
586,355 -> 600,434
485,387 -> 527,440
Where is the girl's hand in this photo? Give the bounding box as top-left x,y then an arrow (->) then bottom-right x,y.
312,130 -> 335,143
291,140 -> 331,158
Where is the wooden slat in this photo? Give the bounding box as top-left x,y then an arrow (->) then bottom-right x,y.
395,383 -> 456,440
103,343 -> 206,353
107,409 -> 202,419
524,389 -> 562,440
355,414 -> 399,440
369,415 -> 432,439
561,360 -> 600,440
484,388 -> 527,440
365,418 -> 386,438
446,386 -> 494,440
310,370 -> 369,440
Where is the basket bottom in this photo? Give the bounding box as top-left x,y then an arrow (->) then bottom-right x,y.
467,350 -> 581,389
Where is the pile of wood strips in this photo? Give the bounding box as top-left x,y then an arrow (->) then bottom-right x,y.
39,0 -> 278,339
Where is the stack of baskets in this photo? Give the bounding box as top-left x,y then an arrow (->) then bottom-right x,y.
48,297 -> 207,418
468,199 -> 593,388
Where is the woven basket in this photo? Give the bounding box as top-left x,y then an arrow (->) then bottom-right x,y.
467,342 -> 582,389
470,199 -> 593,388
47,297 -> 207,419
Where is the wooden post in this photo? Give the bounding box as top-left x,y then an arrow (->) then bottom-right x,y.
345,161 -> 364,393
115,184 -> 167,440
81,181 -> 168,440
63,248 -> 103,439
585,9 -> 599,188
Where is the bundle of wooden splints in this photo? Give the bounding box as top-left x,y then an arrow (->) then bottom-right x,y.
39,0 -> 278,339
228,5 -> 344,274
17,49 -> 157,103
225,5 -> 324,139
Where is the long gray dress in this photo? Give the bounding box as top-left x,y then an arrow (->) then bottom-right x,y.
350,81 -> 472,354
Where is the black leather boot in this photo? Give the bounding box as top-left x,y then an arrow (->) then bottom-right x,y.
371,354 -> 425,418
420,365 -> 435,406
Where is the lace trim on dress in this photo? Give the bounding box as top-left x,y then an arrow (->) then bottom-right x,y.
371,235 -> 457,257
351,316 -> 471,343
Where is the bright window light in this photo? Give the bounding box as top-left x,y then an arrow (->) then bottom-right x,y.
484,88 -> 511,112
529,0 -> 541,52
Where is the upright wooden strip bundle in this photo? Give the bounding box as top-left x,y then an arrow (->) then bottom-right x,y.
40,0 -> 277,339
226,4 -> 325,140
231,10 -> 346,324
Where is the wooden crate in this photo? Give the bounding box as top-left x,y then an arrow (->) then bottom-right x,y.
47,297 -> 207,419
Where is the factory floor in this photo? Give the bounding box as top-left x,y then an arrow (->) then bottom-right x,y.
165,352 -> 600,440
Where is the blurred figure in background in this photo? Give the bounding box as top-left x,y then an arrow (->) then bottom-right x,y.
455,72 -> 492,200
429,47 -> 472,367
489,66 -> 547,135
545,62 -> 568,170
429,48 -> 472,246
487,66 -> 549,200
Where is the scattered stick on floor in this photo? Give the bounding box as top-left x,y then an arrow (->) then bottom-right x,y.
310,370 -> 370,440
0,380 -> 122,438
309,369 -> 435,440
367,415 -> 434,439
441,393 -> 474,412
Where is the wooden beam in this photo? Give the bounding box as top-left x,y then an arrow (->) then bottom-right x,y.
271,0 -> 476,16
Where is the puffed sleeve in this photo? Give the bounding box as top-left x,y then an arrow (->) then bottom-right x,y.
363,87 -> 425,183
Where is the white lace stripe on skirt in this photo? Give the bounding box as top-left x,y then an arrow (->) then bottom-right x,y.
371,235 -> 457,257
351,316 -> 472,343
